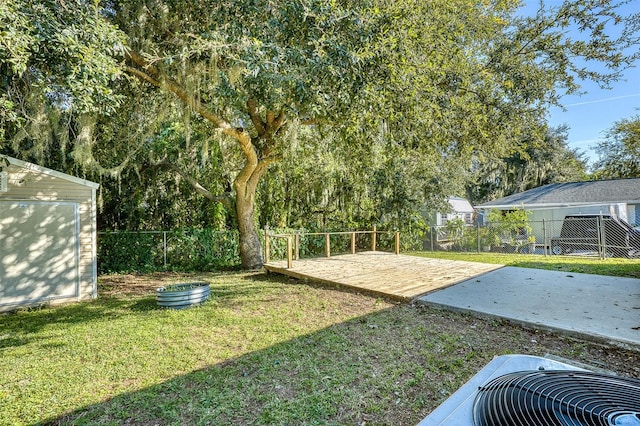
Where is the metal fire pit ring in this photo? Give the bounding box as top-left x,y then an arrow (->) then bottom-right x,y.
156,281 -> 210,309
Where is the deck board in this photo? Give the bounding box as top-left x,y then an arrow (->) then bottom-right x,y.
264,252 -> 503,301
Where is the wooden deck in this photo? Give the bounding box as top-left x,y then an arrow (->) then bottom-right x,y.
264,252 -> 503,301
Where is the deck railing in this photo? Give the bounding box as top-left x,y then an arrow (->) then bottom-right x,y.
264,226 -> 400,268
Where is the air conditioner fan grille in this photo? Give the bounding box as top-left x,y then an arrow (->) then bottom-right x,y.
472,370 -> 640,426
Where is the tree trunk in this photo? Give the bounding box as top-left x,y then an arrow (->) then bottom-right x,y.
235,187 -> 264,269
234,128 -> 270,269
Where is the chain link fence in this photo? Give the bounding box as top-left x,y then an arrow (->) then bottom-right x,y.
98,216 -> 640,273
97,229 -> 240,274
97,227 -> 397,273
425,215 -> 640,259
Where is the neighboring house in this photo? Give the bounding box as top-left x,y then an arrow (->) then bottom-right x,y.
476,178 -> 640,225
476,178 -> 640,244
0,156 -> 99,312
434,196 -> 475,226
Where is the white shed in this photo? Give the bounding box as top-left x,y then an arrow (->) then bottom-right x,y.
0,156 -> 99,312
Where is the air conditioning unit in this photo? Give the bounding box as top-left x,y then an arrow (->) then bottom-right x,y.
417,354 -> 640,426
0,171 -> 7,192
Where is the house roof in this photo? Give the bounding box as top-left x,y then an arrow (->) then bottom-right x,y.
3,155 -> 99,189
448,196 -> 474,213
476,178 -> 640,209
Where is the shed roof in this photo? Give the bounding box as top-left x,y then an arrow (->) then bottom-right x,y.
3,156 -> 99,189
476,178 -> 640,209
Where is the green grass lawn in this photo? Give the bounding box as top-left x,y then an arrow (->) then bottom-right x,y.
1,268 -> 639,425
410,251 -> 640,279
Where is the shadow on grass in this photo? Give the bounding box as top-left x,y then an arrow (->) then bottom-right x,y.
10,269 -> 640,425
37,294 -> 640,426
40,305 -> 484,426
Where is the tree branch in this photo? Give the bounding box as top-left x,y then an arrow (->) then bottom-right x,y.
247,98 -> 266,136
233,133 -> 259,199
247,157 -> 278,194
124,65 -> 161,87
266,110 -> 275,129
154,159 -> 233,210
125,48 -> 265,206
273,108 -> 285,130
124,48 -> 241,140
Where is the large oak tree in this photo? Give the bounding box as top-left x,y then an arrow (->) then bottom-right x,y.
112,0 -> 381,268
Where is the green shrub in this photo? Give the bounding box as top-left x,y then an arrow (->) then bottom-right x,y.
98,229 -> 241,273
167,229 -> 240,270
97,231 -> 159,273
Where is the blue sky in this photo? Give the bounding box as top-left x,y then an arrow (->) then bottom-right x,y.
518,1 -> 640,167
546,67 -> 640,166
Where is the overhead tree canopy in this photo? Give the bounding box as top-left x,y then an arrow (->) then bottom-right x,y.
0,0 -> 125,166
0,0 -> 124,118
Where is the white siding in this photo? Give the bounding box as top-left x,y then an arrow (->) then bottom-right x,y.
0,159 -> 97,310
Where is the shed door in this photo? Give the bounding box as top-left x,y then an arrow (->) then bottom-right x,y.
0,201 -> 79,308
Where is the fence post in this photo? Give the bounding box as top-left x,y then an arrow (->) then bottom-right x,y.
395,231 -> 400,254
371,225 -> 377,252
598,214 -> 606,259
430,227 -> 434,251
476,224 -> 480,254
325,233 -> 331,257
264,226 -> 270,264
351,232 -> 356,254
542,219 -> 547,257
163,231 -> 167,268
295,233 -> 300,260
287,235 -> 293,268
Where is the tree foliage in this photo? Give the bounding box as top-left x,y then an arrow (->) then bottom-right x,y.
256,124 -> 464,234
593,115 -> 640,179
0,1 -> 124,140
469,126 -> 588,203
0,0 -> 128,192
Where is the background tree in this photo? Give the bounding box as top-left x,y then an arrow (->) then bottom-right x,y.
256,124 -> 464,235
592,115 -> 640,179
469,126 -> 588,203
